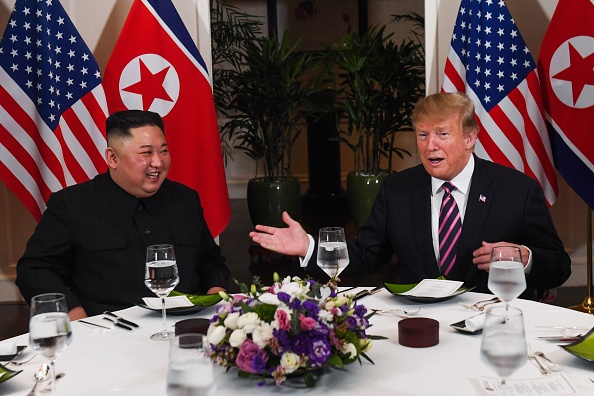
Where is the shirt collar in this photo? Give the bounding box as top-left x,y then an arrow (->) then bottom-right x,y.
431,155 -> 475,196
104,172 -> 162,217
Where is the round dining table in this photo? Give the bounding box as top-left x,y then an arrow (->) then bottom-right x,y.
1,288 -> 594,395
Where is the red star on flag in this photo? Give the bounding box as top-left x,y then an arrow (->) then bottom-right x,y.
122,59 -> 173,111
552,43 -> 594,106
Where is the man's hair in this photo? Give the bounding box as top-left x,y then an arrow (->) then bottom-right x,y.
106,110 -> 164,142
412,92 -> 478,136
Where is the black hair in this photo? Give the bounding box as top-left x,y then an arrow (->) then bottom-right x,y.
106,110 -> 164,142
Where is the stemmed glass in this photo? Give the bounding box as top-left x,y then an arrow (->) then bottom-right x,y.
480,306 -> 528,386
487,246 -> 526,309
317,227 -> 349,284
29,293 -> 72,394
145,244 -> 179,340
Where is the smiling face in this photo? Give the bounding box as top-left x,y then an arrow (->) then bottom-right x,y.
105,125 -> 170,197
415,113 -> 477,181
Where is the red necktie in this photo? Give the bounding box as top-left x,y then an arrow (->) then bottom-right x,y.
439,182 -> 462,276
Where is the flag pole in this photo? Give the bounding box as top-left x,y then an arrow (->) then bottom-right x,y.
570,207 -> 594,314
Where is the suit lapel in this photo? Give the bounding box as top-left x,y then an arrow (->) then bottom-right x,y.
411,170 -> 441,278
450,157 -> 493,280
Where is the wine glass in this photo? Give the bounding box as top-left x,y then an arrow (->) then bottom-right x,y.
29,293 -> 72,394
145,244 -> 179,340
487,246 -> 526,308
317,227 -> 349,284
480,306 -> 527,385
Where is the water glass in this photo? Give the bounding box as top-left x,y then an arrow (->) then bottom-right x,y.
167,333 -> 215,396
316,227 -> 349,282
29,293 -> 72,394
480,306 -> 527,385
488,246 -> 526,308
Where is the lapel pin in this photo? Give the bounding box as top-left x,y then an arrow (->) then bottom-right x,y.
479,194 -> 486,203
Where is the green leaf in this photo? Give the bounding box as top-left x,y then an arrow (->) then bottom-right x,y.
360,352 -> 375,365
304,372 -> 317,388
237,370 -> 252,379
168,291 -> 222,306
367,334 -> 389,340
326,354 -> 344,368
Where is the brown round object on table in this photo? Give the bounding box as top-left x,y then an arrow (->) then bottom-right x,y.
398,317 -> 439,348
174,318 -> 210,336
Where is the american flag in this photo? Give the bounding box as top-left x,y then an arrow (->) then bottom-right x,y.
442,0 -> 558,206
0,0 -> 108,221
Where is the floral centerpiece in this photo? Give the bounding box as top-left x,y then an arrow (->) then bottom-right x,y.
204,274 -> 379,387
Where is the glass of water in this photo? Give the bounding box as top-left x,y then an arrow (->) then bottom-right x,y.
488,246 -> 526,309
29,293 -> 72,394
480,306 -> 527,385
317,227 -> 349,283
167,333 -> 215,396
145,244 -> 179,340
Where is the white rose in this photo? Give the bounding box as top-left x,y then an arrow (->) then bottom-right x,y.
252,323 -> 273,348
360,338 -> 372,353
229,328 -> 247,348
207,325 -> 226,346
280,281 -> 305,297
317,309 -> 334,324
258,292 -> 281,306
280,351 -> 301,374
237,312 -> 261,333
342,343 -> 357,359
224,312 -> 240,330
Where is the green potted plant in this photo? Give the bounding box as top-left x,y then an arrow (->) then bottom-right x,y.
219,31 -> 315,227
330,17 -> 425,229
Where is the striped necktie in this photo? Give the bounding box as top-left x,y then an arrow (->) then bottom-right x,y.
439,182 -> 462,276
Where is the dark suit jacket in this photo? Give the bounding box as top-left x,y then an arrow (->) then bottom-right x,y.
312,157 -> 570,298
16,172 -> 230,316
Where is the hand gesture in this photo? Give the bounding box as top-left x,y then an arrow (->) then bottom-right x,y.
249,211 -> 310,257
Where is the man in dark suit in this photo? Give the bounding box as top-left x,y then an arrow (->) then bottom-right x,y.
249,92 -> 571,299
17,110 -> 230,319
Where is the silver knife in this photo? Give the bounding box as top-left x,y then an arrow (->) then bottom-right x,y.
353,286 -> 383,301
103,311 -> 140,328
103,317 -> 133,331
78,320 -> 111,330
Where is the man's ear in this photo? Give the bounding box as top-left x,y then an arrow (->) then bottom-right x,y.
105,147 -> 117,169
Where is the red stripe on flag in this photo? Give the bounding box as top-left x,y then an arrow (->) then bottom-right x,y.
0,160 -> 43,220
443,58 -> 466,92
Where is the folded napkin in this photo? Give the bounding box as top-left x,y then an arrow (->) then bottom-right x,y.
0,342 -> 16,355
465,313 -> 485,332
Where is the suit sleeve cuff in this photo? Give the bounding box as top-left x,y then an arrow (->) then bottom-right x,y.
299,234 -> 315,268
522,245 -> 533,274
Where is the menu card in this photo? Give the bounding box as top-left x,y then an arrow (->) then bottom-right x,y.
480,374 -> 577,395
142,295 -> 193,309
400,279 -> 463,297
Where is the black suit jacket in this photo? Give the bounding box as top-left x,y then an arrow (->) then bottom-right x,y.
313,157 -> 570,297
16,172 -> 230,316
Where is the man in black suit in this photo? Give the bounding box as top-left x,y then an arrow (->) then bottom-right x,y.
249,92 -> 570,299
17,110 -> 230,319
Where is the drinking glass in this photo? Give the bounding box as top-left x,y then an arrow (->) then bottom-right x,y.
145,244 -> 179,340
29,293 -> 72,394
317,227 -> 349,283
488,246 -> 526,308
167,333 -> 215,396
480,306 -> 527,385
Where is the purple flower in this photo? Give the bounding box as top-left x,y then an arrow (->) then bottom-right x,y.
302,300 -> 319,316
277,292 -> 291,304
289,298 -> 302,310
291,333 -> 310,355
235,339 -> 268,374
308,339 -> 331,366
354,304 -> 367,316
347,315 -> 360,329
273,328 -> 291,351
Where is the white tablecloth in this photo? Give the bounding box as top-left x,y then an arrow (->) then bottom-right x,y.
2,289 -> 594,395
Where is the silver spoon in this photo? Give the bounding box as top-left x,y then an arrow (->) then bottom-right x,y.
27,363 -> 50,396
40,372 -> 66,393
371,307 -> 424,316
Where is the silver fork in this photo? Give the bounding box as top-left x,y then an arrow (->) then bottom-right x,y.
527,344 -> 550,375
459,297 -> 500,311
